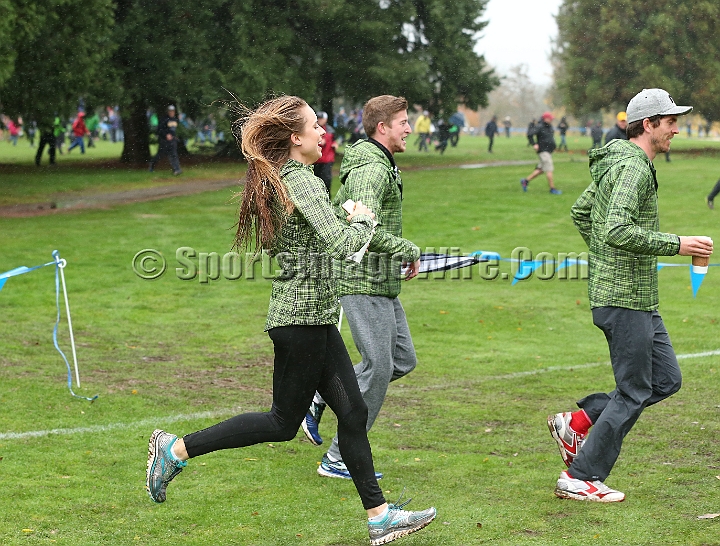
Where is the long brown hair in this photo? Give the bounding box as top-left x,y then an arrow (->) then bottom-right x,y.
231,95 -> 308,251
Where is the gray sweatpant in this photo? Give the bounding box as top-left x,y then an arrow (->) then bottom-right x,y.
568,307 -> 682,482
326,294 -> 417,462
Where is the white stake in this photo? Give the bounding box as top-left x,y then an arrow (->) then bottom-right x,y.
337,305 -> 344,332
57,259 -> 81,388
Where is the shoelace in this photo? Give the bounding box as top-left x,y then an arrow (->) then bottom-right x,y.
591,481 -> 615,493
388,488 -> 412,511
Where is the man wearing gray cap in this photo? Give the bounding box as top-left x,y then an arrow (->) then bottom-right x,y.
546,89 -> 713,502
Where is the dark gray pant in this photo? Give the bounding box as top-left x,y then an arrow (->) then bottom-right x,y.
568,307 -> 682,481
708,179 -> 720,201
326,295 -> 417,462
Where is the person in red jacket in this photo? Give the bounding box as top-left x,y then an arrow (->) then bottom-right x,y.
313,111 -> 338,194
68,112 -> 89,154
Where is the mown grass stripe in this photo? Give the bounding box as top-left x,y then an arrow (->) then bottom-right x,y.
3,349 -> 718,442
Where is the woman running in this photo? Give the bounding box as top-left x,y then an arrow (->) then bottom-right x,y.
145,95 -> 436,545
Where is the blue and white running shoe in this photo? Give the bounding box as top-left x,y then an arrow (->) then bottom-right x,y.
317,453 -> 383,480
301,400 -> 326,446
368,492 -> 436,545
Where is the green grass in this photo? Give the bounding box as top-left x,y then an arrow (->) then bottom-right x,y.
1,134 -> 720,545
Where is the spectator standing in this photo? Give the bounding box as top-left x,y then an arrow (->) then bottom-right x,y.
503,116 -> 512,138
526,118 -> 536,146
67,112 -> 89,154
552,88 -> 708,503
448,111 -> 465,147
6,117 -> 20,146
557,117 -> 569,151
26,120 -> 37,147
108,108 -> 120,142
313,111 -> 338,194
53,115 -> 65,155
85,111 -> 100,148
686,120 -> 692,137
590,121 -> 603,148
521,112 -> 561,194
604,112 -> 628,145
484,116 -> 499,153
35,116 -> 56,166
435,119 -> 450,154
414,110 -> 431,152
148,105 -> 182,175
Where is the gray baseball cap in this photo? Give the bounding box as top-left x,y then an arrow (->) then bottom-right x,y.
626,89 -> 692,124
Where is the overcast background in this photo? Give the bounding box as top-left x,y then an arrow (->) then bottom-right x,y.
475,0 -> 562,85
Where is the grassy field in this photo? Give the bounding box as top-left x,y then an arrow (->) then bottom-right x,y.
1,133 -> 719,545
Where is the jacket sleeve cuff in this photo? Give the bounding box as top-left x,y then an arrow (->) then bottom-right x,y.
349,213 -> 374,227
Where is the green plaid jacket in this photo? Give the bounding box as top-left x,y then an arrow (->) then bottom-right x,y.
571,139 -> 680,311
333,140 -> 420,298
265,159 -> 374,330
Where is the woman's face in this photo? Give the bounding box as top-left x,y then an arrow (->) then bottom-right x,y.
290,104 -> 326,165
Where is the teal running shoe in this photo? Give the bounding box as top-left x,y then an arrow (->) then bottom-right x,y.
146,429 -> 187,503
368,492 -> 436,545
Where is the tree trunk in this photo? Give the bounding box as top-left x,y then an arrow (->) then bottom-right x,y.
120,99 -> 151,164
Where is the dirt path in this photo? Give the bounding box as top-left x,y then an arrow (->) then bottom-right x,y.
0,178 -> 240,218
0,160 -> 535,218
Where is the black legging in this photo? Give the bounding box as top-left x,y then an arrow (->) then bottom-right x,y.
183,324 -> 385,510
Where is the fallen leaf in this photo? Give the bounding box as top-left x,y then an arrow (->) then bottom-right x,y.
476,523 -> 482,528
22,529 -> 33,534
484,428 -> 492,433
244,458 -> 258,461
439,310 -> 448,314
471,226 -> 480,231
251,511 -> 259,516
443,521 -> 451,525
414,458 -> 421,461
393,423 -> 401,427
131,389 -> 138,395
698,513 -> 720,520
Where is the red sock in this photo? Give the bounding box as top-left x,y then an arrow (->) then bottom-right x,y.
569,409 -> 592,436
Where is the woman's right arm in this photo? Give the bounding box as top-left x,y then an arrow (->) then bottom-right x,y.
285,170 -> 375,260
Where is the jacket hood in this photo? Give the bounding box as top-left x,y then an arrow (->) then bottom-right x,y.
588,139 -> 648,183
339,140 -> 391,184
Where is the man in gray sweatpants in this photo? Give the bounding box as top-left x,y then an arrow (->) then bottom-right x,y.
547,88 -> 712,502
301,95 -> 422,479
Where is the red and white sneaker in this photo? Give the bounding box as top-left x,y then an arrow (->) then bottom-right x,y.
555,471 -> 625,502
547,412 -> 585,467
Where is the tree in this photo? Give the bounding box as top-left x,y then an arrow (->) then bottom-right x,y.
0,0 -> 115,122
1,0 -> 499,162
554,0 -> 720,121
